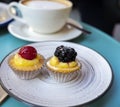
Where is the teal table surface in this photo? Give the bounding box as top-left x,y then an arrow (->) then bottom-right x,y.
0,23 -> 120,107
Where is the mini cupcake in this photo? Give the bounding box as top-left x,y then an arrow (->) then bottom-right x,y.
46,45 -> 81,82
8,46 -> 44,79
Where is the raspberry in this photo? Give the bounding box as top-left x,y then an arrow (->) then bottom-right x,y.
18,46 -> 37,60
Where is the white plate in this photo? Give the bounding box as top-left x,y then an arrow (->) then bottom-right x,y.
0,42 -> 112,107
0,2 -> 12,26
8,19 -> 82,42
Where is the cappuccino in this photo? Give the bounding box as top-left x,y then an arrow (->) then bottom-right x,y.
8,0 -> 72,33
22,0 -> 68,9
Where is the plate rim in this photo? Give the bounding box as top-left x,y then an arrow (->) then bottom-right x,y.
8,18 -> 83,42
0,41 -> 113,107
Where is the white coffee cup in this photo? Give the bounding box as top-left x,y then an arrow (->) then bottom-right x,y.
8,0 -> 72,34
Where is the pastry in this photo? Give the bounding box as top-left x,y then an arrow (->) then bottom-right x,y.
46,45 -> 81,82
8,46 -> 44,79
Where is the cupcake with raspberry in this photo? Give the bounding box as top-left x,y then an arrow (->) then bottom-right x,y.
8,46 -> 44,79
46,45 -> 81,82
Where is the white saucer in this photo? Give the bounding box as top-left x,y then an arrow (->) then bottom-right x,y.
8,18 -> 82,42
0,2 -> 12,26
0,42 -> 112,107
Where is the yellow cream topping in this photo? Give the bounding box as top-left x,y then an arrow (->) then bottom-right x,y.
47,56 -> 80,73
14,54 -> 40,67
49,56 -> 78,68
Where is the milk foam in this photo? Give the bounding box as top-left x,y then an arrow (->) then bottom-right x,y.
24,0 -> 67,9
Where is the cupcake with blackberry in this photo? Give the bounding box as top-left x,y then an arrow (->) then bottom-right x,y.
46,45 -> 81,82
8,46 -> 44,79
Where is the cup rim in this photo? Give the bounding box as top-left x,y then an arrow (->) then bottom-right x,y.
19,0 -> 73,10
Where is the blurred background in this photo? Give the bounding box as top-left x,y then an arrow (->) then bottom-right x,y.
70,0 -> 120,41
1,0 -> 120,41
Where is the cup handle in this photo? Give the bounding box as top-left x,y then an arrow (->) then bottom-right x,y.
7,2 -> 26,24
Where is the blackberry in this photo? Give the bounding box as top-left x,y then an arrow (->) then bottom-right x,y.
54,45 -> 77,62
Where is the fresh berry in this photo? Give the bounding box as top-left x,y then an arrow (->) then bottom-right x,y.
54,45 -> 77,62
18,46 -> 37,60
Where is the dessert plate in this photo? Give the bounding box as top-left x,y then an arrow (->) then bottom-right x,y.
0,2 -> 12,26
0,41 -> 113,107
8,18 -> 82,42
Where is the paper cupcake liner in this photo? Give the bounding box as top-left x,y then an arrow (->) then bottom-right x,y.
12,69 -> 41,80
48,70 -> 79,83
